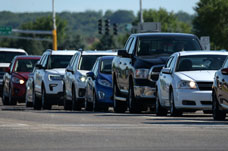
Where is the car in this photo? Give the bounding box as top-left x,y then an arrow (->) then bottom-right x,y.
63,50 -> 117,111
112,33 -> 203,113
156,51 -> 228,116
85,56 -> 116,111
212,57 -> 228,120
0,48 -> 27,97
2,55 -> 40,105
33,49 -> 77,110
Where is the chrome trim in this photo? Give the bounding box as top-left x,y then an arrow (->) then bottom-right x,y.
148,65 -> 164,82
114,96 -> 127,101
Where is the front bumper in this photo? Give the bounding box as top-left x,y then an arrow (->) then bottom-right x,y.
76,82 -> 86,99
11,83 -> 26,102
45,80 -> 63,95
174,89 -> 212,110
134,86 -> 156,99
96,86 -> 113,106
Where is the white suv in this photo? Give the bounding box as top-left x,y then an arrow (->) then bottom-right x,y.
63,50 -> 117,110
0,48 -> 27,97
33,49 -> 76,110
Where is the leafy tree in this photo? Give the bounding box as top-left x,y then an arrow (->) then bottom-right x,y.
93,35 -> 117,50
193,0 -> 228,50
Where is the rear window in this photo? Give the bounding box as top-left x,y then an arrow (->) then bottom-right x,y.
137,36 -> 202,57
0,52 -> 26,63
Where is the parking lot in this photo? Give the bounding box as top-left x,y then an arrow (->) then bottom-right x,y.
0,99 -> 228,151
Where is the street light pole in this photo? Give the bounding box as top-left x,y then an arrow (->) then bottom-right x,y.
52,0 -> 57,50
140,0 -> 144,23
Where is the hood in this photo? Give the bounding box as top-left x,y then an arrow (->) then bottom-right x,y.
46,69 -> 66,75
0,63 -> 10,68
99,73 -> 112,83
78,70 -> 90,76
176,70 -> 216,82
134,56 -> 169,69
12,72 -> 30,80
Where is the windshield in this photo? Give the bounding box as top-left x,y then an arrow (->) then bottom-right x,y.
137,36 -> 202,56
14,59 -> 39,72
100,59 -> 113,74
176,55 -> 227,72
47,55 -> 73,69
0,52 -> 26,63
78,55 -> 102,70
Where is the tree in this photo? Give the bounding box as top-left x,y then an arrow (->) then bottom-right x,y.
93,35 -> 117,50
193,0 -> 228,50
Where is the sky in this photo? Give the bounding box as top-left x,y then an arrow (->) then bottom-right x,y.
0,0 -> 200,14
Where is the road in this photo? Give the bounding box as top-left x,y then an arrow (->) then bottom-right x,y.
0,101 -> 228,151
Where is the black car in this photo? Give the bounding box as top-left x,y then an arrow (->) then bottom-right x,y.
112,33 -> 203,113
212,57 -> 228,120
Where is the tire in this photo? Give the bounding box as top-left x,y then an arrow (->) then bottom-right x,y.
2,84 -> 9,105
170,90 -> 182,117
113,82 -> 127,113
9,87 -> 17,105
128,84 -> 141,113
63,86 -> 72,110
33,89 -> 41,110
25,88 -> 33,107
42,87 -> 51,110
93,92 -> 101,111
212,92 -> 226,121
85,98 -> 93,111
155,93 -> 168,116
72,87 -> 81,111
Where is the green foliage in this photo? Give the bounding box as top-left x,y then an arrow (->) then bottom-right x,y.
193,0 -> 228,50
93,35 -> 117,50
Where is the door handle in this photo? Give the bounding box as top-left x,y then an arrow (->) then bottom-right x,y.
123,63 -> 127,65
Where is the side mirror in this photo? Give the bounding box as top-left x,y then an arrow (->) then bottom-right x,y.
4,67 -> 10,73
66,68 -> 74,74
117,49 -> 129,58
221,68 -> 228,75
161,68 -> 172,74
35,64 -> 43,69
86,72 -> 95,79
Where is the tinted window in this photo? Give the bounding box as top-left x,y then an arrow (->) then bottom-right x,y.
0,52 -> 26,63
47,55 -> 73,69
78,55 -> 103,70
176,55 -> 227,71
100,59 -> 113,74
14,59 -> 39,72
136,36 -> 202,56
223,58 -> 228,68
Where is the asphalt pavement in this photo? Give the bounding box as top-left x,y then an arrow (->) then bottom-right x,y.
0,100 -> 228,151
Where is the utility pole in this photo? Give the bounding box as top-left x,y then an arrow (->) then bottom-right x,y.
140,0 -> 144,23
52,0 -> 57,50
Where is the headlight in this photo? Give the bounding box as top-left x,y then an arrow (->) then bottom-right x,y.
178,80 -> 198,89
98,79 -> 112,88
48,75 -> 63,81
134,69 -> 149,79
77,75 -> 86,82
12,77 -> 25,84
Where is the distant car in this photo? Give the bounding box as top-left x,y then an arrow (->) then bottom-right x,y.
63,50 -> 117,111
2,55 -> 40,105
33,49 -> 77,110
212,57 -> 228,120
0,48 -> 27,97
85,56 -> 116,111
156,51 -> 228,116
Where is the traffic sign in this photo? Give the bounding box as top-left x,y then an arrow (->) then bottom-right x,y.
0,26 -> 12,35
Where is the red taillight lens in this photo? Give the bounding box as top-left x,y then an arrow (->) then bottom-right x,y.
221,68 -> 228,75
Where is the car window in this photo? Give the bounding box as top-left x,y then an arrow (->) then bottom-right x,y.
14,59 -> 39,72
47,55 -> 73,69
128,38 -> 136,54
124,37 -> 133,51
0,52 -> 26,63
165,57 -> 174,68
136,36 -> 202,57
176,55 -> 227,71
78,55 -> 103,71
222,58 -> 228,68
100,59 -> 113,74
93,60 -> 99,77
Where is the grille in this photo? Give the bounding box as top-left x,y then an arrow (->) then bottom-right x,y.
0,72 -> 5,79
148,65 -> 164,81
197,82 -> 213,91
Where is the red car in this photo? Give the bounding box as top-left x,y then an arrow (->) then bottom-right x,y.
2,55 -> 41,105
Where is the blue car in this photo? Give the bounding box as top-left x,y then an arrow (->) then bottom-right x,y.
85,56 -> 115,111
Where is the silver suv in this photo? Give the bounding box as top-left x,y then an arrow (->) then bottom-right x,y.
33,49 -> 76,110
63,50 -> 117,110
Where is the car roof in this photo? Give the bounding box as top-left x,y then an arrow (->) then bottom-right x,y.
81,50 -> 117,56
0,47 -> 27,53
48,50 -> 77,55
176,51 -> 228,56
15,55 -> 41,59
131,32 -> 196,38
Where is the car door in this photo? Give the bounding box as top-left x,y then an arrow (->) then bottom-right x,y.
159,55 -> 176,105
4,59 -> 15,96
218,59 -> 228,106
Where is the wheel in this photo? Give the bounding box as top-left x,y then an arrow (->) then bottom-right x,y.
42,87 -> 51,110
212,92 -> 226,121
155,93 -> 168,116
128,84 -> 141,113
9,87 -> 17,105
113,82 -> 127,113
72,87 -> 81,111
2,84 -> 9,105
63,86 -> 72,110
170,90 -> 182,116
33,89 -> 41,110
85,98 -> 93,111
